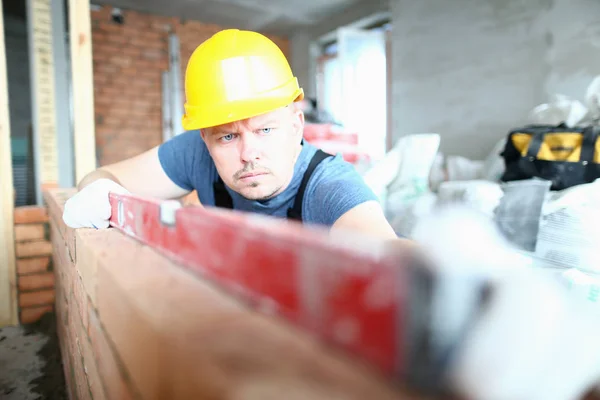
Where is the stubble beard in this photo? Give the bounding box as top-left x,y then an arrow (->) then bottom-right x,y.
244,181 -> 283,201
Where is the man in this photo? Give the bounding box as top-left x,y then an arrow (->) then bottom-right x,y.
62,29 -> 398,240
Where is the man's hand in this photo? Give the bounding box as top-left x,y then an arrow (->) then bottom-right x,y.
63,178 -> 130,229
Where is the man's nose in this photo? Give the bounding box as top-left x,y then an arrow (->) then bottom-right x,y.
239,133 -> 261,162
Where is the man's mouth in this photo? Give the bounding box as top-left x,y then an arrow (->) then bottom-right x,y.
239,172 -> 267,180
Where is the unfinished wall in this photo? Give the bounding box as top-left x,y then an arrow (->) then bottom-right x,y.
44,188 -> 413,400
290,31 -> 316,99
13,206 -> 54,324
90,6 -> 290,166
390,0 -> 600,160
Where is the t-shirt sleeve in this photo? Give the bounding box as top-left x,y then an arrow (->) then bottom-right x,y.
303,154 -> 380,226
157,130 -> 207,191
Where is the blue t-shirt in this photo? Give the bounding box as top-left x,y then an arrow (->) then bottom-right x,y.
157,130 -> 378,227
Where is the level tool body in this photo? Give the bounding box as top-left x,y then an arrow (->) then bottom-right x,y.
108,192 -> 484,392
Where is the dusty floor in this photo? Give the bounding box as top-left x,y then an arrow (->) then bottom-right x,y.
0,312 -> 66,400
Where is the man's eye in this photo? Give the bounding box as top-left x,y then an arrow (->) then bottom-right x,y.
260,128 -> 272,134
221,134 -> 234,142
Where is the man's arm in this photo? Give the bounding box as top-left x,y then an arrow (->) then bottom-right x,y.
331,200 -> 418,250
331,200 -> 397,240
78,146 -> 190,200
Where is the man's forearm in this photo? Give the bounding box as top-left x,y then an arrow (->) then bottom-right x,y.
77,168 -> 121,191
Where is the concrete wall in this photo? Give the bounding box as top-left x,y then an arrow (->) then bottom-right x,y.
290,31 -> 315,98
390,0 -> 600,160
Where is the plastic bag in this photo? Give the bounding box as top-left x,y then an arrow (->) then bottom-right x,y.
480,138 -> 507,182
446,156 -> 484,182
528,93 -> 588,127
437,180 -> 504,218
389,192 -> 437,237
494,178 -> 552,252
561,268 -> 600,308
428,153 -> 446,192
383,134 -> 440,219
361,144 -> 402,205
535,178 -> 600,271
585,75 -> 600,122
386,133 -> 441,195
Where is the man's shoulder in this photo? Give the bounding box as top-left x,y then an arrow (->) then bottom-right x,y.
159,130 -> 211,162
302,147 -> 378,226
164,130 -> 205,148
157,130 -> 217,193
311,149 -> 361,183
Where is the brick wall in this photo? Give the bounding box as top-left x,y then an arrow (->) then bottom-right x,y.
44,188 -> 407,399
91,6 -> 290,166
13,205 -> 55,324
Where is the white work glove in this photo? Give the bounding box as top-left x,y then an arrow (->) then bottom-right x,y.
62,178 -> 129,229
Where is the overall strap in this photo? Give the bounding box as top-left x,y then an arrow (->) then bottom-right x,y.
287,149 -> 332,221
213,178 -> 234,209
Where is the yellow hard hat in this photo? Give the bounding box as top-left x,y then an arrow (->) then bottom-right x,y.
182,29 -> 304,131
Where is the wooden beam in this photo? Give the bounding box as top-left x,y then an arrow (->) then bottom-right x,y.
69,0 -> 97,184
0,0 -> 19,327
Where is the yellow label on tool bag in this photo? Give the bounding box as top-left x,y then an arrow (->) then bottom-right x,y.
511,132 -> 600,163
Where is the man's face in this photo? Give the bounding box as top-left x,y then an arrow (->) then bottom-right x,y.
201,105 -> 305,200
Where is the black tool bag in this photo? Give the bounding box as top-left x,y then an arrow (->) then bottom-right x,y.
500,123 -> 600,190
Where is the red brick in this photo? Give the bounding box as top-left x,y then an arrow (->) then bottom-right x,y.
14,206 -> 49,224
60,326 -> 76,400
55,277 -> 68,321
98,22 -> 123,34
91,30 -> 107,43
100,86 -> 124,98
79,333 -> 106,400
75,229 -> 105,308
19,289 -> 55,308
95,63 -> 118,75
18,272 -> 55,291
50,225 -> 68,279
15,240 -> 53,258
141,49 -> 164,60
17,256 -> 50,275
14,224 -> 45,242
71,319 -> 93,400
60,245 -> 75,302
96,238 -> 246,399
20,305 -> 53,324
120,47 -> 141,57
109,55 -> 132,67
66,285 -> 104,400
44,189 -> 77,249
88,306 -> 135,400
72,273 -> 90,332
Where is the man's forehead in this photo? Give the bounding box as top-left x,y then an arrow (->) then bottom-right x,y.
208,107 -> 292,132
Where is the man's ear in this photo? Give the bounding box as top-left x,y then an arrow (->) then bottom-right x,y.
200,129 -> 207,141
292,108 -> 305,140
